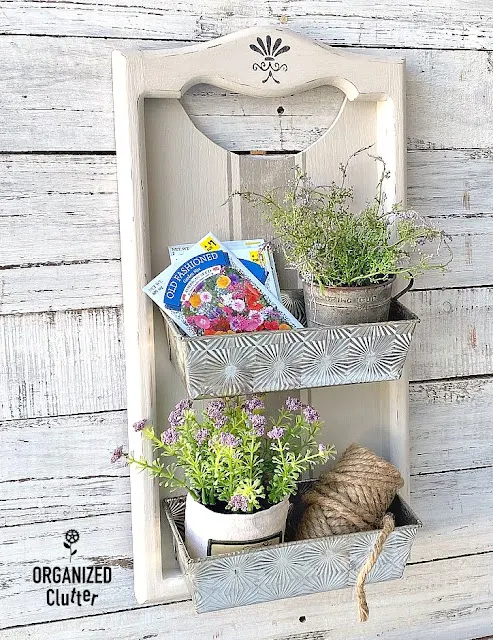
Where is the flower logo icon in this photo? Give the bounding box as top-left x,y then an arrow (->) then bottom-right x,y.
250,35 -> 290,84
64,529 -> 79,561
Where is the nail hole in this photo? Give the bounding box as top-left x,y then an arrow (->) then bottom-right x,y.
299,616 -> 306,623
277,106 -> 285,115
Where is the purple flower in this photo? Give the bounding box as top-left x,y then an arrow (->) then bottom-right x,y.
133,418 -> 147,432
267,426 -> 284,440
250,414 -> 266,436
229,273 -> 240,284
244,396 -> 264,414
161,428 -> 179,445
175,399 -> 193,414
168,410 -> 184,428
228,495 -> 248,512
318,443 -> 327,453
230,316 -> 244,332
285,397 -> 303,412
214,414 -> 228,429
206,399 -> 226,420
303,405 -> 320,424
169,399 -> 192,427
195,428 -> 209,445
219,432 -> 240,447
111,445 -> 124,463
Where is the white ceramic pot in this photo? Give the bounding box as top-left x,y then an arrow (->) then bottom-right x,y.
184,493 -> 290,559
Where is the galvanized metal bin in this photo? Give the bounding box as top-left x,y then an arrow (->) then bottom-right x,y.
161,298 -> 419,399
163,483 -> 422,613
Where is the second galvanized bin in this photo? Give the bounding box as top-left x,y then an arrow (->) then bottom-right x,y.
163,483 -> 421,614
162,298 -> 418,400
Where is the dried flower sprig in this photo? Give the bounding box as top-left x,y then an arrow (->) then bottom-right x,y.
112,397 -> 335,513
235,148 -> 452,288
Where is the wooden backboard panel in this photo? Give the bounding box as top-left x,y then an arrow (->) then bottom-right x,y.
113,27 -> 406,605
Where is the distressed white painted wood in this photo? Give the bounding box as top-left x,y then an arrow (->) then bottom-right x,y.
2,10 -> 493,640
1,411 -> 129,526
0,309 -> 126,420
410,376 -> 493,474
3,38 -> 493,151
404,288 -> 493,381
113,27 -> 408,606
1,411 -> 127,483
2,552 -> 493,640
0,154 -> 119,265
3,1 -> 493,51
1,476 -> 130,528
411,466 -> 493,562
0,261 -> 122,315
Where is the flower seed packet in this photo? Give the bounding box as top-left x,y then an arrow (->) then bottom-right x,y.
143,233 -> 303,337
168,239 -> 281,299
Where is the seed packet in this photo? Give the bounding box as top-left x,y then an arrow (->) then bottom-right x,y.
143,233 -> 302,337
169,239 -> 281,299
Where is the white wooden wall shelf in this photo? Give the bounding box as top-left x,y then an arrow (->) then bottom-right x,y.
112,27 -> 415,607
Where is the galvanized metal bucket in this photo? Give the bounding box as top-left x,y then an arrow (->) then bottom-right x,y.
302,277 -> 413,328
163,483 -> 422,614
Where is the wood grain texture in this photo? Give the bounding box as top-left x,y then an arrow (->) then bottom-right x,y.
0,309 -> 126,420
411,466 -> 493,562
2,38 -> 493,151
408,149 -> 493,218
2,1 -> 493,51
1,16 -> 492,639
0,154 -> 119,265
404,287 -> 493,381
0,261 -> 122,315
1,411 -> 127,483
410,377 -> 493,474
1,411 -> 129,526
1,551 -> 493,639
0,475 -> 130,528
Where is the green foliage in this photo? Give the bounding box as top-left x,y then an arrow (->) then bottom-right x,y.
237,150 -> 452,287
125,397 -> 335,513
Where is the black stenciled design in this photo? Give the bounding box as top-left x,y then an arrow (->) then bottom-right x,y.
250,35 -> 290,84
64,529 -> 79,562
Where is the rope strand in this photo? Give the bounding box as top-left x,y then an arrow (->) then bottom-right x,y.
296,443 -> 404,621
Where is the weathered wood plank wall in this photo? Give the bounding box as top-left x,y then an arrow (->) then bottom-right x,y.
1,3 -> 493,639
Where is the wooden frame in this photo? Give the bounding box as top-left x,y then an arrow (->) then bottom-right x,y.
112,27 -> 406,605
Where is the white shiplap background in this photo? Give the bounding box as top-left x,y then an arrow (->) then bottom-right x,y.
1,4 -> 493,639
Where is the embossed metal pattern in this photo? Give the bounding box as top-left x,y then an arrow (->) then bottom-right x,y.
162,300 -> 418,400
163,487 -> 421,614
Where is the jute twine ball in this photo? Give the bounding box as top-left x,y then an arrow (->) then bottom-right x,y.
296,443 -> 404,622
297,443 -> 404,540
